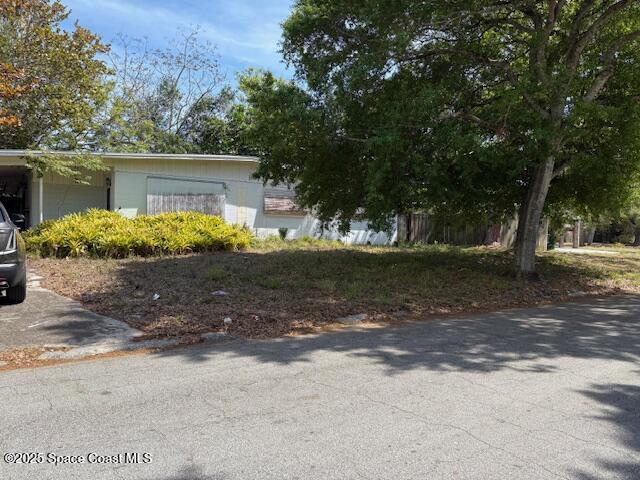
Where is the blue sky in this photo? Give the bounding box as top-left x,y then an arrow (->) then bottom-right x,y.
63,0 -> 294,82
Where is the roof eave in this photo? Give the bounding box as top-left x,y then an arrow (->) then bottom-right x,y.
0,150 -> 260,164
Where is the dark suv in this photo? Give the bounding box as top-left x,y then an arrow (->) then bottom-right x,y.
0,201 -> 26,304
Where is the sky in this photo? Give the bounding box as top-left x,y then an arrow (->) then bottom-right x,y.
62,0 -> 295,83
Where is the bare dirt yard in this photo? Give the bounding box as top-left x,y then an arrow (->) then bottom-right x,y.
29,242 -> 640,339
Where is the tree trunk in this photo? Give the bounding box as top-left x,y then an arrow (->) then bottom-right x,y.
633,225 -> 640,247
514,158 -> 555,279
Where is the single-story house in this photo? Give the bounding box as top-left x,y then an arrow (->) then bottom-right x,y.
0,150 -> 394,245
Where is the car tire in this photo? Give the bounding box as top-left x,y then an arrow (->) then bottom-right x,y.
4,283 -> 26,305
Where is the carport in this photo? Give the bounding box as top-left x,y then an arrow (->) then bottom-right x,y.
0,151 -> 109,227
0,165 -> 32,228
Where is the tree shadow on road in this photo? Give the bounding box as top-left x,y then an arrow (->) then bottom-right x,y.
145,465 -> 225,480
150,294 -> 640,480
153,294 -> 640,375
572,381 -> 640,480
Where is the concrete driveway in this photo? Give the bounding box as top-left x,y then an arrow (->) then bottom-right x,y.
2,295 -> 640,479
0,274 -> 140,351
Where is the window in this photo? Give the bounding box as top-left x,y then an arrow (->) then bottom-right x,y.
146,177 -> 226,217
263,189 -> 305,216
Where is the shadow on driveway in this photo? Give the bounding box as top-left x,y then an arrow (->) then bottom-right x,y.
0,282 -> 139,351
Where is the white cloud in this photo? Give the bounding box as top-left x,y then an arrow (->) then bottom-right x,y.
64,0 -> 292,76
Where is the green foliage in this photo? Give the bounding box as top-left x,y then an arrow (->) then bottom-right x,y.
195,102 -> 258,155
243,1 -> 640,239
0,8 -> 257,159
0,0 -> 110,150
26,151 -> 108,184
240,71 -> 368,231
26,209 -> 253,258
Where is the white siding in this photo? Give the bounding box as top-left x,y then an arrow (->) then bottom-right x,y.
35,183 -> 107,221
0,154 -> 394,245
110,158 -> 393,244
111,159 -> 259,222
30,168 -> 109,224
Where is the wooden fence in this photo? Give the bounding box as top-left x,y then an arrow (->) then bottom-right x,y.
397,213 -> 548,250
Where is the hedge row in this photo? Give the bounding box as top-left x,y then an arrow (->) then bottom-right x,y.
26,209 -> 253,258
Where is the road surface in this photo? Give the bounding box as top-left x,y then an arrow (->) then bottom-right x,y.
2,296 -> 640,479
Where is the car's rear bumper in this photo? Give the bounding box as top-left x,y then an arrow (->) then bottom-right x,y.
0,262 -> 26,289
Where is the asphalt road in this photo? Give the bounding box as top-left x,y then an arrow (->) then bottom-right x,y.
2,296 -> 640,480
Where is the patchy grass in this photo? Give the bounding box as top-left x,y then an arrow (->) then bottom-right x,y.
251,235 -> 345,250
29,244 -> 640,339
205,266 -> 227,282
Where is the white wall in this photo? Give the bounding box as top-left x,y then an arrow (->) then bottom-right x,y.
1,153 -> 394,244
110,158 -> 394,245
38,183 -> 107,221
31,169 -> 109,224
111,159 -> 261,223
253,216 -> 394,245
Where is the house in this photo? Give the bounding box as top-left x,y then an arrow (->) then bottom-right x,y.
0,150 -> 393,245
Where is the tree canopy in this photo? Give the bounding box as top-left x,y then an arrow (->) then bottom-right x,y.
242,0 -> 640,275
99,30 -> 250,155
0,0 -> 111,179
0,4 -> 244,175
0,0 -> 110,150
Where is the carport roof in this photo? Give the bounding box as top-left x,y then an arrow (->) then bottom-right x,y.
0,150 -> 259,164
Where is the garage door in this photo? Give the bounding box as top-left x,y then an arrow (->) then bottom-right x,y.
146,177 -> 226,216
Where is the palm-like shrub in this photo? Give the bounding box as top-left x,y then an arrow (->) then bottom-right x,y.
26,209 -> 253,258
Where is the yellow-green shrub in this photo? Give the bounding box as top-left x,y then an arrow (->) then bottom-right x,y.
26,209 -> 253,258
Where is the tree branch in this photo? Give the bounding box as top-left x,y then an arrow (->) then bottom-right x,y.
584,29 -> 640,102
566,0 -> 633,73
566,0 -> 595,45
439,110 -> 507,136
584,68 -> 614,102
532,0 -> 568,85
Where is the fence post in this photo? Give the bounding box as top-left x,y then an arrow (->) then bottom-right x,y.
573,219 -> 581,249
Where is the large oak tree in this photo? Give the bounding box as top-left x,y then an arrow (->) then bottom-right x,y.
244,1 -> 640,277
